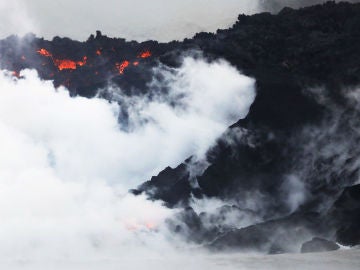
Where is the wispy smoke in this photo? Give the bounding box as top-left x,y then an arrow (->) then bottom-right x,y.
169,83 -> 360,254
0,56 -> 255,260
284,86 -> 360,211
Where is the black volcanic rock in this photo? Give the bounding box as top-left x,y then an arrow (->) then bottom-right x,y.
208,212 -> 326,254
301,237 -> 340,253
1,1 -> 360,253
130,3 -> 360,252
133,162 -> 195,207
1,1 -> 359,105
166,207 -> 221,244
133,1 -> 360,208
329,184 -> 360,246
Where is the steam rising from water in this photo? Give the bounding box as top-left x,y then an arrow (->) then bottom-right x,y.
0,57 -> 255,259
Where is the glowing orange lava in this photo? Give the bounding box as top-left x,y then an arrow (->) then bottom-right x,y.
37,48 -> 87,71
54,59 -> 77,70
77,56 -> 87,67
116,60 -> 130,74
138,50 -> 152,59
37,48 -> 52,57
36,47 -> 153,74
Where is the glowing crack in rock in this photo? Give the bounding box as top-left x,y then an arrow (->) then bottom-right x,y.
116,60 -> 130,74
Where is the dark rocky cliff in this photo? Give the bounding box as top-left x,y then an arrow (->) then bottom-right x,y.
137,2 -> 360,205
135,1 -> 360,252
1,1 -> 360,253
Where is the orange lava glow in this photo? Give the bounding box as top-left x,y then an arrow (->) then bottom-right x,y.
12,71 -> 20,78
37,48 -> 52,57
116,60 -> 130,74
145,222 -> 156,230
138,50 -> 152,59
77,56 -> 87,67
55,56 -> 87,70
54,59 -> 77,70
36,48 -> 152,75
37,48 -> 87,71
125,220 -> 157,231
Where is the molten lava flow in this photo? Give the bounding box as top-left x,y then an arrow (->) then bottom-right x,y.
37,48 -> 88,71
37,48 -> 52,57
116,60 -> 130,74
36,47 -> 152,74
138,50 -> 152,59
54,56 -> 87,70
54,59 -> 77,71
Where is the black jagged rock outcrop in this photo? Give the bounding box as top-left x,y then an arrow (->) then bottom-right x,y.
1,1 -> 360,253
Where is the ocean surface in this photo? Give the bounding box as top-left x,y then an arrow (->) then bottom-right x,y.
1,248 -> 359,270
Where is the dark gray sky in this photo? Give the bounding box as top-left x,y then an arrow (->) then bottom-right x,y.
0,0 -> 359,41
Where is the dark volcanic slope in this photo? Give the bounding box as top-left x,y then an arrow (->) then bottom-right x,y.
1,1 -> 360,253
1,1 -> 359,101
136,2 -> 360,252
137,1 -> 360,204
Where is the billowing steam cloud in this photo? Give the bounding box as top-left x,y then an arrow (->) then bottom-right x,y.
1,0 -> 359,41
0,57 -> 255,260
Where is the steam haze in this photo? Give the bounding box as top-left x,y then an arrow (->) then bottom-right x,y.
0,0 -> 359,41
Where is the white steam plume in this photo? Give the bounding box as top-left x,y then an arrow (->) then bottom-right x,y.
0,57 -> 255,260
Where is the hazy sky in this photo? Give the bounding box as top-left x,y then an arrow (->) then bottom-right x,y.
1,0 -> 359,41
